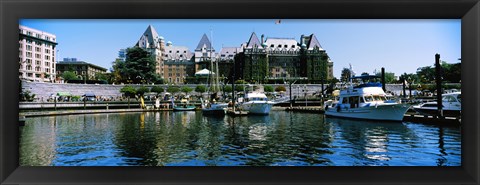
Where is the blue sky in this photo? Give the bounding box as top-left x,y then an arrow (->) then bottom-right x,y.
20,19 -> 460,78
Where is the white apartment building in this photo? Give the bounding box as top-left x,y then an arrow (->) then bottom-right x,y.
19,25 -> 58,82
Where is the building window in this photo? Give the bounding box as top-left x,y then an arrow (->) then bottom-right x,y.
19,44 -> 23,49
35,54 -> 41,59
270,44 -> 274,47
26,45 -> 32,51
26,39 -> 32,44
35,47 -> 40,52
26,59 -> 32,64
36,60 -> 40,65
278,44 -> 281,48
35,41 -> 42,46
45,55 -> 50,60
284,45 -> 288,48
45,49 -> 50,54
27,31 -> 32,36
26,52 -> 32,58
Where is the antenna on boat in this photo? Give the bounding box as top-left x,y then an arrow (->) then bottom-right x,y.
349,63 -> 356,87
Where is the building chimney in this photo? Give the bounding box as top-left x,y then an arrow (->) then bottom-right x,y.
261,34 -> 264,44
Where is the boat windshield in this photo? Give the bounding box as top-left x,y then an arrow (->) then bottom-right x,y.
250,97 -> 268,101
364,95 -> 386,102
443,95 -> 459,103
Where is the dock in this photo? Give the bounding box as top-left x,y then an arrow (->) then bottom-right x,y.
284,106 -> 460,125
403,113 -> 461,125
286,106 -> 324,113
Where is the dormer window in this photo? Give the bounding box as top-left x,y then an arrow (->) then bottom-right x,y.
292,45 -> 295,48
270,44 -> 274,47
278,44 -> 282,47
284,45 -> 288,48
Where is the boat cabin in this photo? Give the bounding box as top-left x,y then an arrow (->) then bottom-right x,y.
336,74 -> 392,109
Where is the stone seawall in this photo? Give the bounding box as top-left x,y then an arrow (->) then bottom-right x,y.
22,81 -> 408,101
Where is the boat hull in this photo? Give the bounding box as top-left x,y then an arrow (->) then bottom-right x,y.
202,103 -> 228,116
325,103 -> 410,121
173,106 -> 196,111
240,101 -> 273,115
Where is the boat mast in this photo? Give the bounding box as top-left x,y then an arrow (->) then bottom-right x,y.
210,28 -> 216,93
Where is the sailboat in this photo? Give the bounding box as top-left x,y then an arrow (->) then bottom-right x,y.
201,30 -> 228,116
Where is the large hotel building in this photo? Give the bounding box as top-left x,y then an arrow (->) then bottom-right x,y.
132,25 -> 334,85
19,25 -> 58,82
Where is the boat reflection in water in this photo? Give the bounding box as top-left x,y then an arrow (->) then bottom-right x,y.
325,117 -> 461,166
20,111 -> 460,166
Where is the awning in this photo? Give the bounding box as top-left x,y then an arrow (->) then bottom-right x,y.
195,68 -> 215,76
84,92 -> 95,97
57,92 -> 72,96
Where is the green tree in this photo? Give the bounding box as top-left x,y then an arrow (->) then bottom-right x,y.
61,71 -> 78,82
181,86 -> 193,95
375,72 -> 396,84
341,68 -> 351,82
442,62 -> 461,83
416,66 -> 435,84
167,86 -> 180,95
275,86 -> 287,92
151,86 -> 164,95
223,85 -> 233,93
120,85 -> 137,98
235,85 -> 245,92
110,59 -> 125,83
264,85 -> 274,93
195,85 -> 207,94
113,47 -> 159,84
136,86 -> 150,96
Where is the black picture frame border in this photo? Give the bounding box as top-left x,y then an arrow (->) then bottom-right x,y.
1,0 -> 479,184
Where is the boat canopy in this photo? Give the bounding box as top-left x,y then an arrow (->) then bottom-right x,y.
350,74 -> 381,80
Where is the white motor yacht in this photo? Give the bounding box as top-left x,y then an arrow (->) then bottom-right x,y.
412,92 -> 461,117
239,92 -> 275,115
324,74 -> 410,121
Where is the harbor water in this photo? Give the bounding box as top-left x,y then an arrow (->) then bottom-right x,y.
19,111 -> 461,166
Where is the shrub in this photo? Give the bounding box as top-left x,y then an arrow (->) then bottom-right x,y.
275,86 -> 287,92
